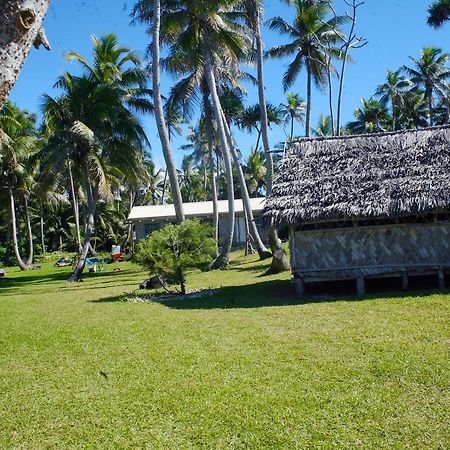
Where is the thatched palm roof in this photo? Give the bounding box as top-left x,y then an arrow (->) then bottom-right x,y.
264,126 -> 450,226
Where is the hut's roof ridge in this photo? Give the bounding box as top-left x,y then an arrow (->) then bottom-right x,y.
264,126 -> 450,226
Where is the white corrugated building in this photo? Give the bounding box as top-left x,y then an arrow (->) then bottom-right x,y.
128,198 -> 267,246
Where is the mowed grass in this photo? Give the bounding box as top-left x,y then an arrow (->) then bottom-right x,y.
0,252 -> 449,449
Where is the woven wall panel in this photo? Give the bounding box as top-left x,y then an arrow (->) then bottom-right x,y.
292,222 -> 450,278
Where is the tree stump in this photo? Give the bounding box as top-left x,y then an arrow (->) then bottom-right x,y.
267,249 -> 290,274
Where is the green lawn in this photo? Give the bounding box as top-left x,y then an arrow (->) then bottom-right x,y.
0,252 -> 449,448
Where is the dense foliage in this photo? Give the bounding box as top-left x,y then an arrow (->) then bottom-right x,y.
1,1 -> 449,276
135,220 -> 216,294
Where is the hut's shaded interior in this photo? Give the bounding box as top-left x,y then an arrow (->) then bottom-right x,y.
264,126 -> 450,296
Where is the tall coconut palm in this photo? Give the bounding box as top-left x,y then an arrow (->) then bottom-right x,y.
0,0 -> 51,108
279,92 -> 306,140
398,90 -> 429,129
313,114 -> 333,137
347,98 -> 391,134
133,0 -> 271,266
267,0 -> 346,136
131,0 -> 185,221
375,69 -> 412,130
40,37 -> 150,281
428,0 -> 450,27
403,47 -> 450,127
0,101 -> 37,269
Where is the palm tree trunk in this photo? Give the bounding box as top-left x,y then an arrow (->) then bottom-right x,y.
68,158 -> 96,282
203,95 -> 219,254
428,91 -> 434,127
152,0 -> 184,223
327,58 -> 336,136
160,169 -> 168,205
8,178 -> 28,270
203,45 -> 235,269
23,195 -> 33,267
305,59 -> 312,137
220,108 -> 271,260
68,162 -> 82,253
40,206 -> 45,255
392,97 -> 396,131
290,115 -> 294,141
0,0 -> 51,108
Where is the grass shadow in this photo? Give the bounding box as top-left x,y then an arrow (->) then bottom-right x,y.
91,279 -> 449,310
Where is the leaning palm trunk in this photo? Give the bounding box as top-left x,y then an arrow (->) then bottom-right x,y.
23,195 -> 33,267
220,109 -> 271,260
68,162 -> 82,252
204,47 -> 235,269
151,0 -> 184,223
8,179 -> 28,270
40,206 -> 45,255
203,95 -> 219,255
254,14 -> 283,253
68,158 -> 96,282
0,0 -> 51,108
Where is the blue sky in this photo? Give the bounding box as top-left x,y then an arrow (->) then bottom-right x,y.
9,0 -> 450,170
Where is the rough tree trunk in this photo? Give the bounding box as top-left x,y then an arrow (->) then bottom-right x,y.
254,14 -> 284,255
305,59 -> 312,138
68,162 -> 82,253
221,109 -> 272,260
40,206 -> 45,255
152,0 -> 184,223
203,95 -> 219,255
204,46 -> 235,269
68,158 -> 96,282
8,179 -> 28,270
0,0 -> 51,108
23,195 -> 33,267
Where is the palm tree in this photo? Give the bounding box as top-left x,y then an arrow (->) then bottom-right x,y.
0,0 -> 51,108
40,36 -> 150,281
403,47 -> 450,126
428,0 -> 450,27
398,90 -> 429,129
236,103 -> 283,151
0,101 -> 37,269
375,69 -> 412,130
313,114 -> 333,137
267,0 -> 346,136
347,98 -> 391,134
133,0 -> 271,267
244,148 -> 266,197
279,92 -> 306,140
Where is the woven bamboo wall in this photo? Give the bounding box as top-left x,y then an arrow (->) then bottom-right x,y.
291,221 -> 450,280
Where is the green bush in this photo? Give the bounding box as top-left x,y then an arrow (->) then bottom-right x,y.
135,219 -> 216,294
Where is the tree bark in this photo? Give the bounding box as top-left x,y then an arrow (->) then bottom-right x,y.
305,59 -> 312,137
203,95 -> 219,255
151,0 -> 184,223
220,108 -> 272,260
0,0 -> 51,108
40,206 -> 45,255
8,178 -> 28,270
204,46 -> 235,269
68,162 -> 82,253
23,194 -> 33,267
68,158 -> 96,282
254,14 -> 283,253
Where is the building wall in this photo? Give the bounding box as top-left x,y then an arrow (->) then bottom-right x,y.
135,214 -> 268,247
291,221 -> 450,280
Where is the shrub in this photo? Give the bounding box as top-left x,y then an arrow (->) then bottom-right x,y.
135,219 -> 216,294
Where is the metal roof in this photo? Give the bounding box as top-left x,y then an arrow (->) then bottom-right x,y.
128,197 -> 266,222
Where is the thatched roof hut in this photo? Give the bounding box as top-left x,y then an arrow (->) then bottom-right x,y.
264,126 -> 450,296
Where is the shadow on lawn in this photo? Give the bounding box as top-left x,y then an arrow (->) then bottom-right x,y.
92,278 -> 447,309
0,266 -> 143,294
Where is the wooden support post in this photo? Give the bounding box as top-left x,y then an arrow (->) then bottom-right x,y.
438,269 -> 445,290
295,278 -> 305,297
402,272 -> 409,291
356,277 -> 366,296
